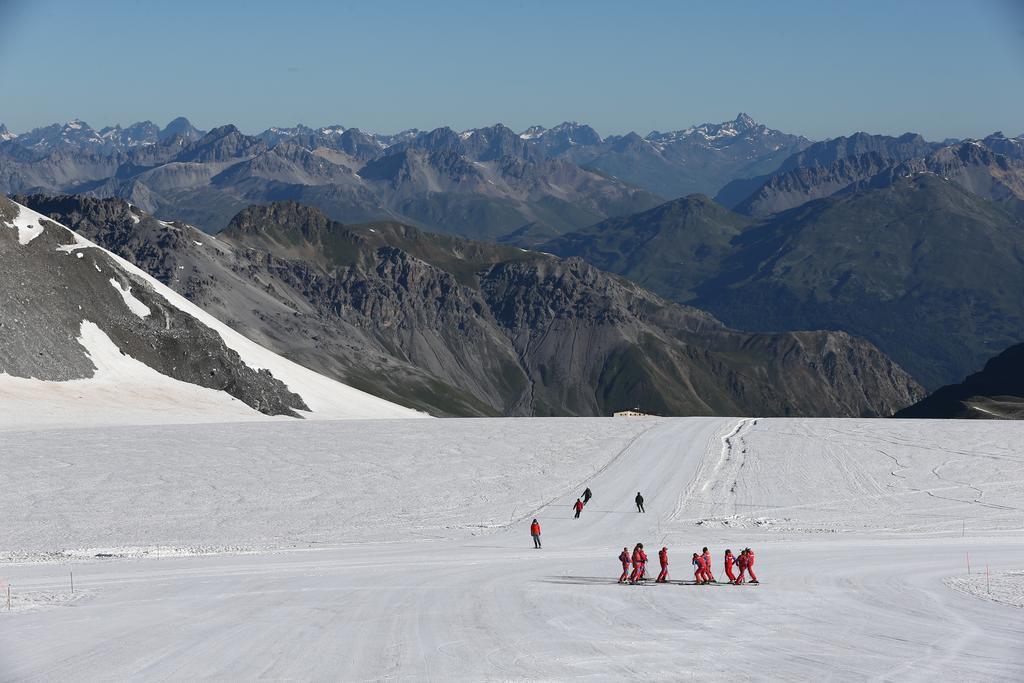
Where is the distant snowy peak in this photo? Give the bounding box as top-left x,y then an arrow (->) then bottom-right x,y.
98,121 -> 162,148
17,119 -> 106,150
645,113 -> 786,150
374,129 -> 420,148
0,123 -> 14,141
259,124 -> 347,142
975,131 -> 1024,161
522,122 -> 603,155
519,125 -> 546,140
12,117 -> 206,151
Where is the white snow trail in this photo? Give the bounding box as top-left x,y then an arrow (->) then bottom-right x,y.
0,417 -> 1022,680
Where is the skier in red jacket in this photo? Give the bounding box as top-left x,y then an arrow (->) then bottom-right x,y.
629,543 -> 647,584
735,549 -> 748,584
656,547 -> 669,583
530,519 -> 541,549
573,498 -> 584,519
692,553 -> 709,584
724,549 -> 737,584
701,547 -> 716,583
618,547 -> 631,583
745,547 -> 759,584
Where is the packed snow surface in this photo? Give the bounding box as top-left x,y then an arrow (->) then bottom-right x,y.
1,417 -> 1022,680
0,321 -> 268,430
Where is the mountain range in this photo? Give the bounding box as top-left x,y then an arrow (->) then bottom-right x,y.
7,113 -> 1024,415
18,194 -> 922,418
541,172 -> 1024,390
0,114 -> 814,241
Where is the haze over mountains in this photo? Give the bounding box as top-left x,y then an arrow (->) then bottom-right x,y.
0,113 -> 811,240
5,111 -> 1024,415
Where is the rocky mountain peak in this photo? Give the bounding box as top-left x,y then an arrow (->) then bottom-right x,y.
733,112 -> 757,129
224,201 -> 334,242
159,116 -> 204,143
202,124 -> 241,140
519,125 -> 546,140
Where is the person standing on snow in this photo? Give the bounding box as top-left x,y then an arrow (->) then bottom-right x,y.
582,487 -> 592,505
573,498 -> 585,519
735,549 -> 748,583
618,547 -> 631,583
656,547 -> 670,583
530,519 -> 542,548
745,547 -> 759,584
692,553 -> 706,584
629,543 -> 647,583
724,549 -> 738,584
635,492 -> 645,513
701,547 -> 716,583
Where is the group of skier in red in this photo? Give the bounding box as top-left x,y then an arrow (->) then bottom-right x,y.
618,544 -> 758,585
529,486 -> 761,586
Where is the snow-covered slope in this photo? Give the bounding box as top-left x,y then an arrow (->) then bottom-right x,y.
0,198 -> 423,422
1,417 -> 1021,679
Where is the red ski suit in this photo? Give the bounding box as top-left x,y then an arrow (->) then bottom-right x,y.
693,555 -> 711,582
530,522 -> 540,536
746,550 -> 758,582
657,548 -> 669,582
630,548 -> 647,582
701,551 -> 715,581
724,552 -> 737,583
619,550 -> 631,582
735,553 -> 748,583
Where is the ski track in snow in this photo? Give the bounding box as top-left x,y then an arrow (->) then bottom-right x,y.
0,417 -> 1023,680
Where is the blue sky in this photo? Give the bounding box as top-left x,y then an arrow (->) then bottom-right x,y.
0,0 -> 1022,140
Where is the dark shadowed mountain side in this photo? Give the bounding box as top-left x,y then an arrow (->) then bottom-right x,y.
541,175 -> 1024,390
21,195 -> 923,417
895,343 -> 1024,419
0,197 -> 305,416
537,194 -> 753,300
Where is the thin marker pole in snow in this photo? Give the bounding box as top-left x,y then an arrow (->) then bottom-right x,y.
6,586 -> 9,612
70,570 -> 74,595
986,565 -> 990,593
966,552 -> 971,575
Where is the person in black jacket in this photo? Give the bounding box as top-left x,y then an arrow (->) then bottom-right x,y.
582,487 -> 592,505
635,491 -> 645,513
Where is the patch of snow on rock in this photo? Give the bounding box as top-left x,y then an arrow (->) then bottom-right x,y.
109,278 -> 152,318
8,205 -> 47,245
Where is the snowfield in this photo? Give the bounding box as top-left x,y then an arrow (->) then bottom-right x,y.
1,417 -> 1022,680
